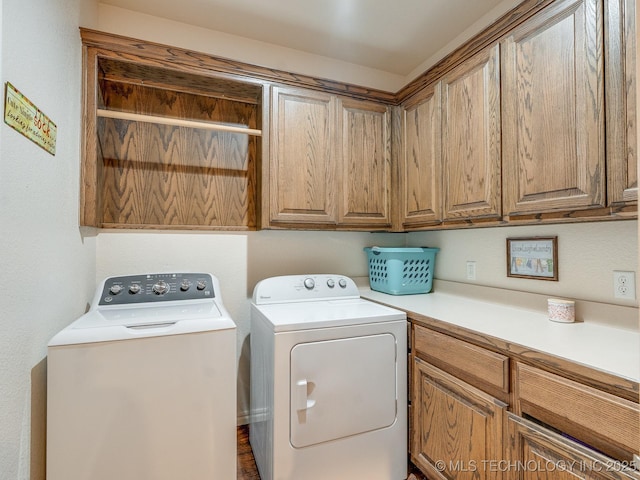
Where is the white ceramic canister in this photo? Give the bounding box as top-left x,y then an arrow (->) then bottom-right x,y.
547,298 -> 575,323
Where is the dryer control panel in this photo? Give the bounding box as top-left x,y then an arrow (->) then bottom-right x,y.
252,274 -> 360,305
98,273 -> 215,305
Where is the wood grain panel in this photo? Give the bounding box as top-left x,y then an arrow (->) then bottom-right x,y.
101,80 -> 259,129
442,44 -> 501,221
502,0 -> 606,216
338,98 -> 392,226
406,314 -> 639,402
514,362 -> 640,461
606,0 -> 638,206
401,82 -> 442,228
99,118 -> 256,227
507,414 -> 640,480
414,326 -> 509,400
99,57 -> 262,104
412,358 -> 506,480
269,86 -> 337,224
81,46 -> 102,227
93,67 -> 258,229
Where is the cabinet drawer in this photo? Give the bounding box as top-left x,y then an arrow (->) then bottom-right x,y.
507,413 -> 640,479
413,325 -> 509,398
515,362 -> 640,460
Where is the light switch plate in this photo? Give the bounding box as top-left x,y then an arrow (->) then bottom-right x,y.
466,261 -> 476,280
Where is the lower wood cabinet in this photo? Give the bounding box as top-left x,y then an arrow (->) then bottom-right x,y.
410,323 -> 640,480
412,357 -> 507,480
506,414 -> 640,480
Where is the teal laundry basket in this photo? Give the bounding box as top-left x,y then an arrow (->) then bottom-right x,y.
364,247 -> 439,295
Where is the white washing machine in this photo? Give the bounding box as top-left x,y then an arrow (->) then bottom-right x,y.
250,274 -> 407,480
47,272 -> 237,480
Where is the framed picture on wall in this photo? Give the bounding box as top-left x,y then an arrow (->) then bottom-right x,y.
506,236 -> 558,281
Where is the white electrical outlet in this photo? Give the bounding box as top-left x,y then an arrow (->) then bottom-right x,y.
466,261 -> 476,280
613,271 -> 636,299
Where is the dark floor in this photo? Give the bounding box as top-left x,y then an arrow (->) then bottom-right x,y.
236,425 -> 427,480
237,425 -> 261,480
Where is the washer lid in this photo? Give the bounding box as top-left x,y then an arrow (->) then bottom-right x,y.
252,298 -> 405,332
48,301 -> 235,346
80,301 -> 222,328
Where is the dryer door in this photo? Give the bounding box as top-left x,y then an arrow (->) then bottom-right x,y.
290,333 -> 397,448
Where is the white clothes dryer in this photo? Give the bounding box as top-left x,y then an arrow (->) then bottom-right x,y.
47,272 -> 236,480
250,274 -> 407,480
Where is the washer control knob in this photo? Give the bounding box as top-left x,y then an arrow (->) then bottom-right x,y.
128,284 -> 141,294
196,280 -> 207,291
326,278 -> 335,288
109,284 -> 124,295
152,280 -> 169,295
303,278 -> 315,290
338,278 -> 348,288
180,280 -> 191,291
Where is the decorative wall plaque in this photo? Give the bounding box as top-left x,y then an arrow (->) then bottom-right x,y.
4,82 -> 57,155
507,236 -> 558,281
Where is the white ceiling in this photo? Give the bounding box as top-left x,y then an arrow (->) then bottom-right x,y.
100,0 -> 516,77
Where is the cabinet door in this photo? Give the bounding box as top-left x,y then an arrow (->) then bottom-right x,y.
269,86 -> 337,225
412,357 -> 506,480
337,98 -> 392,227
400,82 -> 442,228
506,414 -> 640,480
442,44 -> 501,222
501,0 -> 605,216
606,0 -> 637,206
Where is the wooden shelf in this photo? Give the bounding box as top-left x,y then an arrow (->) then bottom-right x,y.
96,108 -> 262,136
81,45 -> 262,229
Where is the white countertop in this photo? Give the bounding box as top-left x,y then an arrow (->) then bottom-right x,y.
358,282 -> 640,383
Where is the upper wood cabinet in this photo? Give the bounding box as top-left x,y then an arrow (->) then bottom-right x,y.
395,0 -> 636,229
606,0 -> 638,207
81,2 -> 637,233
501,0 -> 606,216
442,44 -> 502,223
267,86 -> 392,229
268,86 -> 337,225
337,98 -> 392,227
400,82 -> 443,229
80,30 -> 262,230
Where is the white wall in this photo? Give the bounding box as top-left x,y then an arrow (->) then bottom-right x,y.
408,221 -> 638,306
0,1 -> 98,479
